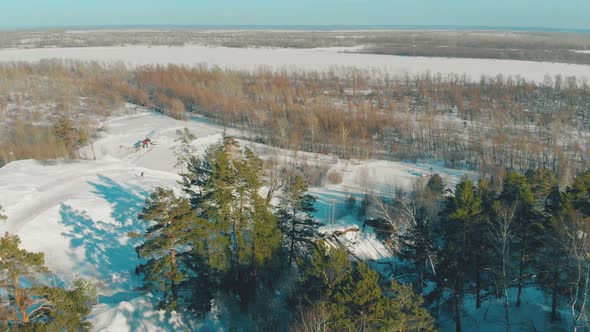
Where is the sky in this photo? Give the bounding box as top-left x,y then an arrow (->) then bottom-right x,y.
1,0 -> 589,30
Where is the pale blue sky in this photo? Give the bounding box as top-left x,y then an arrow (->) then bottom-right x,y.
1,0 -> 588,30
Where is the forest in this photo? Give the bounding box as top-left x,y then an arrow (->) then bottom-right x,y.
2,61 -> 590,184
3,133 -> 590,330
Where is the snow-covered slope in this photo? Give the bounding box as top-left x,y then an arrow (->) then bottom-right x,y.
0,109 -> 472,331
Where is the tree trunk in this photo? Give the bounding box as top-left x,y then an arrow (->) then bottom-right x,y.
419,257 -> 427,294
454,294 -> 462,332
476,256 -> 482,309
14,278 -> 29,324
503,285 -> 511,332
476,230 -> 483,309
91,141 -> 97,160
551,271 -> 558,322
171,279 -> 177,303
516,229 -> 527,307
502,248 -> 511,332
170,248 -> 178,302
288,207 -> 296,272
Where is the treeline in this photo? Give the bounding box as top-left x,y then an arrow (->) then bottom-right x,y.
128,65 -> 590,184
4,30 -> 590,64
1,114 -> 97,164
378,168 -> 590,331
130,136 -> 436,331
368,45 -> 590,65
0,61 -> 125,164
3,61 -> 590,187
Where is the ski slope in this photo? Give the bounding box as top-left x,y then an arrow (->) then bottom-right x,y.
0,108 -> 474,331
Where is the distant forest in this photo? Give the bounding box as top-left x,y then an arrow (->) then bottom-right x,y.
2,29 -> 590,64
2,61 -> 590,187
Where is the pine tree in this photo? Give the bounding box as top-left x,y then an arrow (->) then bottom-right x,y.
52,115 -> 88,159
179,137 -> 282,303
0,233 -> 93,330
427,174 -> 445,194
561,171 -> 590,329
399,207 -> 436,294
535,184 -> 572,323
39,279 -> 96,331
438,178 -> 482,332
296,243 -> 435,331
200,137 -> 238,273
297,241 -> 352,303
277,174 -> 321,271
472,179 -> 495,310
386,279 -> 437,332
172,127 -> 196,175
133,187 -> 196,311
500,172 -> 535,307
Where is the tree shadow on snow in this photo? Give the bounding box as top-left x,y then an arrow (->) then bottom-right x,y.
58,176 -> 197,331
59,175 -> 148,303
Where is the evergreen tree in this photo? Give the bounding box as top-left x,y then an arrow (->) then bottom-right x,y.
133,187 -> 196,311
0,233 -> 93,330
500,172 -> 536,307
438,178 -> 482,332
471,179 -> 495,310
386,279 -> 438,332
180,137 -> 282,303
135,137 -> 283,317
295,243 -> 435,331
38,279 -> 96,331
277,174 -> 321,271
420,173 -> 446,221
535,184 -> 572,323
561,171 -> 590,329
172,127 -> 196,175
427,174 -> 445,194
52,115 -> 88,159
399,207 -> 436,294
297,241 -> 352,303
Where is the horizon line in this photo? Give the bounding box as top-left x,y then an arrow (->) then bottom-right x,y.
1,24 -> 589,34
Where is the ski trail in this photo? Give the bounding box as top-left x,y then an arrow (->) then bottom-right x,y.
5,169 -> 130,233
130,145 -> 156,164
2,162 -> 177,234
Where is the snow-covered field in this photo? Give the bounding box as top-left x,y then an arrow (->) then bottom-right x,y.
0,45 -> 589,83
0,108 -> 473,331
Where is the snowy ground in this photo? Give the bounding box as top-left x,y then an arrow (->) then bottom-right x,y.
439,287 -> 571,332
0,45 -> 589,83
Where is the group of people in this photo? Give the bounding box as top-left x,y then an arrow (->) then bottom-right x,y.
133,138 -> 152,151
